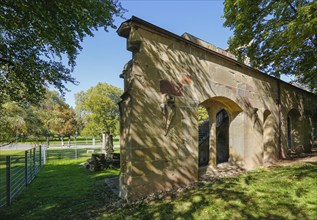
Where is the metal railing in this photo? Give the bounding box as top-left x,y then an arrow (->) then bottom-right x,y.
0,145 -> 114,207
0,146 -> 45,207
45,147 -> 103,161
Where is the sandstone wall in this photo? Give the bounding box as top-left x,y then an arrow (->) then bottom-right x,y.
118,17 -> 317,201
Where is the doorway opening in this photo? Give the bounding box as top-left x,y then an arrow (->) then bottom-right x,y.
216,109 -> 229,164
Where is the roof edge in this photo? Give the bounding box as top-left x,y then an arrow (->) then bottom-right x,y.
117,16 -> 316,97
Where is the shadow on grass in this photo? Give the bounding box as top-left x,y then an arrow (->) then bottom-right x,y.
0,160 -> 120,220
1,162 -> 316,220
104,163 -> 317,220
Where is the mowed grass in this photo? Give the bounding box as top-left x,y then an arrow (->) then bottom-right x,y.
103,163 -> 317,220
0,150 -> 25,156
1,160 -> 316,219
0,158 -> 120,219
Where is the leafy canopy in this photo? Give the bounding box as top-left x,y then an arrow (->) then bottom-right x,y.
0,90 -> 77,144
36,90 -> 77,138
75,83 -> 122,137
0,102 -> 42,142
224,0 -> 317,92
0,0 -> 124,105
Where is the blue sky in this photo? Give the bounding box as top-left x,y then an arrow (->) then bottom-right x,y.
62,0 -> 232,107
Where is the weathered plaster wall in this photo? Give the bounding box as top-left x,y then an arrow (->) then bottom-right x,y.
118,17 -> 317,201
279,83 -> 317,154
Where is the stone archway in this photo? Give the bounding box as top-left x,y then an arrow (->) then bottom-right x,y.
199,96 -> 243,168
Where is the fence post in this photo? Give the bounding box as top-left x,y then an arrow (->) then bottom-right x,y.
39,145 -> 42,168
25,151 -> 28,186
29,149 -> 32,181
33,148 -> 36,176
6,156 -> 11,206
45,146 -> 48,161
43,146 -> 46,164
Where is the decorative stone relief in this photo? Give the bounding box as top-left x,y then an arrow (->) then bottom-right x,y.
160,93 -> 176,136
119,60 -> 133,79
133,73 -> 146,88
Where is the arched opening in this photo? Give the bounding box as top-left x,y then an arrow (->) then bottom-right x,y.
263,110 -> 277,162
287,109 -> 301,149
216,109 -> 229,164
198,96 -> 243,169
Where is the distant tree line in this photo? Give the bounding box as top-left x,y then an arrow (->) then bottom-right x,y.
0,90 -> 77,145
0,82 -> 123,145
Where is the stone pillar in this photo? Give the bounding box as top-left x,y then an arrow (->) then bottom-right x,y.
209,111 -> 217,167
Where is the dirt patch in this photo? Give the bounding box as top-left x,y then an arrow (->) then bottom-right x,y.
266,155 -> 317,168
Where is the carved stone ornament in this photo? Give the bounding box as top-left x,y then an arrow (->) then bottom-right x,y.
160,94 -> 176,136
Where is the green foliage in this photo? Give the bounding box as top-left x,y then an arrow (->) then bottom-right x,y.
0,102 -> 44,142
75,82 -> 122,137
197,105 -> 209,125
224,0 -> 317,92
0,0 -> 125,105
0,90 -> 77,143
36,90 -> 78,138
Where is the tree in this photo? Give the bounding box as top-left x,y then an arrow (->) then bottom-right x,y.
50,104 -> 77,139
223,0 -> 317,92
0,90 -> 78,145
75,83 -> 122,137
0,102 -> 44,143
0,0 -> 125,105
36,90 -> 77,142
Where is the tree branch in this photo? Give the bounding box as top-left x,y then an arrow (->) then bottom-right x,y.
288,2 -> 297,13
0,57 -> 15,67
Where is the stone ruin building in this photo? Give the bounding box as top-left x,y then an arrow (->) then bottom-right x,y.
117,16 -> 317,201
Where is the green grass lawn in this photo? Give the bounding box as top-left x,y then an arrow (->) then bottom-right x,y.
0,159 -> 120,219
0,150 -> 25,156
0,151 -> 27,194
102,163 -> 317,220
1,161 -> 316,220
